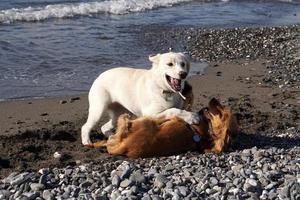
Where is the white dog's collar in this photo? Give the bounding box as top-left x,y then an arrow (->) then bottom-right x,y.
162,90 -> 186,101
162,90 -> 174,102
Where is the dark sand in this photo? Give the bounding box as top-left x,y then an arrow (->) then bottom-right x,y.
1,59 -> 299,178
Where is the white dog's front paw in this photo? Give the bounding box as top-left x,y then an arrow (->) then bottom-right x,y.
182,112 -> 200,125
82,136 -> 92,146
81,125 -> 92,146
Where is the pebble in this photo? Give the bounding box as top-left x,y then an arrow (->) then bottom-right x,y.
154,174 -> 167,188
111,175 -> 120,187
53,152 -> 61,159
120,179 -> 132,188
30,183 -> 45,191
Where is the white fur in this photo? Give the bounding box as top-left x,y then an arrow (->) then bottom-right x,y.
81,52 -> 200,145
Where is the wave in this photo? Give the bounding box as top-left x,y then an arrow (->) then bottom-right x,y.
0,0 -> 193,24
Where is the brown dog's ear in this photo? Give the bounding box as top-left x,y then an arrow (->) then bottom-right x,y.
149,54 -> 160,65
208,98 -> 223,116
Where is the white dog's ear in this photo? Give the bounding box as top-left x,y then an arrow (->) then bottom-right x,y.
149,54 -> 160,65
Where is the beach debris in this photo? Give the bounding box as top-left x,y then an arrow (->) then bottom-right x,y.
59,100 -> 67,104
40,113 -> 48,116
53,152 -> 62,159
69,97 -> 80,103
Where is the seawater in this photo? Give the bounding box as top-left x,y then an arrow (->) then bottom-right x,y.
0,0 -> 300,100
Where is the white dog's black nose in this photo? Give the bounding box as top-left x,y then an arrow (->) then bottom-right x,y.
179,71 -> 187,79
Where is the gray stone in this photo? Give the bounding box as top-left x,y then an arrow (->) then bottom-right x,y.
243,178 -> 260,192
39,174 -> 47,185
147,168 -> 158,177
30,183 -> 45,191
268,190 -> 277,200
0,190 -> 11,199
154,174 -> 167,188
178,186 -> 188,196
14,190 -> 22,199
22,192 -> 39,200
165,164 -> 175,171
231,165 -> 243,175
183,169 -> 191,177
130,185 -> 139,194
265,183 -> 275,190
120,179 -> 132,188
130,171 -> 146,184
166,181 -> 173,188
210,177 -> 218,186
10,172 -> 31,186
111,175 -> 120,187
94,195 -> 108,200
80,180 -> 93,188
151,195 -> 162,200
120,165 -> 131,180
142,194 -> 151,200
229,188 -> 239,195
104,185 -> 113,193
1,172 -> 18,184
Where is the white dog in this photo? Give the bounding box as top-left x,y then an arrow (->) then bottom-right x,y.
81,52 -> 200,145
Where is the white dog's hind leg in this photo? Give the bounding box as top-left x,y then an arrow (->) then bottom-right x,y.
101,119 -> 114,137
81,88 -> 110,145
101,103 -> 131,137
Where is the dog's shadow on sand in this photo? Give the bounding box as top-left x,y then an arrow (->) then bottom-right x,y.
232,132 -> 300,150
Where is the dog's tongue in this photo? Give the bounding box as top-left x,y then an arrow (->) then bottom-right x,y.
171,78 -> 180,85
171,77 -> 181,91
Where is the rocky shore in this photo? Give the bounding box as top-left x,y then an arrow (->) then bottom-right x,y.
1,25 -> 300,199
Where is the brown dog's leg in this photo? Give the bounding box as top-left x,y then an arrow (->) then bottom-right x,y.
155,117 -> 172,126
92,140 -> 108,148
106,143 -> 127,156
116,114 -> 133,140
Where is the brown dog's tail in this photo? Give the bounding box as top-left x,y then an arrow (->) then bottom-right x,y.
92,140 -> 108,148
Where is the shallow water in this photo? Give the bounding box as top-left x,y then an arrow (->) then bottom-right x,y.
0,0 -> 300,100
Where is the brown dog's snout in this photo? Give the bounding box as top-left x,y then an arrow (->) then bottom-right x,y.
179,71 -> 187,79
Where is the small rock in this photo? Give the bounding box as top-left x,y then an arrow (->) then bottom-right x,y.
120,179 -> 132,188
22,192 -> 39,199
30,183 -> 45,191
104,185 -> 113,193
0,190 -> 11,199
80,180 -> 93,188
112,175 -> 120,187
70,97 -> 80,103
178,186 -> 188,196
53,152 -> 61,159
210,177 -> 218,186
154,174 -> 167,188
59,100 -> 67,104
229,188 -> 239,195
130,185 -> 139,194
10,172 -> 31,186
130,171 -> 146,184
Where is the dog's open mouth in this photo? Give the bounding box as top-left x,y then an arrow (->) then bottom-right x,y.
166,75 -> 181,92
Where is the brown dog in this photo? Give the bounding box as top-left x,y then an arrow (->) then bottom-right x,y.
92,98 -> 238,158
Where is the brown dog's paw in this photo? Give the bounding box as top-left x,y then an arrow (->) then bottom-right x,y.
84,144 -> 95,148
118,114 -> 132,132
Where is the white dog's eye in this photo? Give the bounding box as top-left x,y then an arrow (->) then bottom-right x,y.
180,62 -> 185,68
167,62 -> 173,67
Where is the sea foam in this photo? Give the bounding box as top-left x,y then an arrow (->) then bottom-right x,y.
0,0 -> 193,23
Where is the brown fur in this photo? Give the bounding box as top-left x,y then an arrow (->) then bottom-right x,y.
92,98 -> 238,158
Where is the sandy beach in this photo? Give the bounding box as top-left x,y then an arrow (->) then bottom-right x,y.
1,25 -> 299,199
